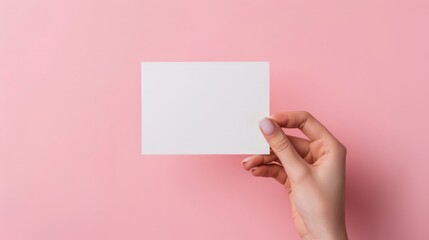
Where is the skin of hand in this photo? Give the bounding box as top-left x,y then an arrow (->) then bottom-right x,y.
241,111 -> 348,240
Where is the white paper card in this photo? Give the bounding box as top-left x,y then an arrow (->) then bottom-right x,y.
141,62 -> 269,154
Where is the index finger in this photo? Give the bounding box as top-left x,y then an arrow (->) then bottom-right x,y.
270,111 -> 335,141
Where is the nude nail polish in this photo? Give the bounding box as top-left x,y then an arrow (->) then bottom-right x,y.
259,117 -> 275,135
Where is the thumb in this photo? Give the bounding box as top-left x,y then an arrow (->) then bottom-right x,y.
259,117 -> 309,182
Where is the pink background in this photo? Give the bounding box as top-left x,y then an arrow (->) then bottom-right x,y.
1,0 -> 428,239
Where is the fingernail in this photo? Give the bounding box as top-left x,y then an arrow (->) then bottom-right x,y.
241,157 -> 252,165
250,167 -> 259,174
259,117 -> 275,135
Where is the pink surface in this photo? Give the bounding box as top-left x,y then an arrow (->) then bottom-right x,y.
1,0 -> 428,239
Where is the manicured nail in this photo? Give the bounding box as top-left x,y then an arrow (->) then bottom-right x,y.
250,167 -> 259,174
241,157 -> 252,165
259,117 -> 275,135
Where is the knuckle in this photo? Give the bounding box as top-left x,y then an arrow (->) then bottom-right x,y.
336,141 -> 347,155
330,141 -> 347,161
301,111 -> 311,117
298,111 -> 312,129
341,144 -> 347,155
271,136 -> 291,152
301,111 -> 313,120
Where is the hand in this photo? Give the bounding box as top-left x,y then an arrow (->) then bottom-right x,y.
241,111 -> 348,240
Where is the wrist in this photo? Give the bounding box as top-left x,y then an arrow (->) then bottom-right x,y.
302,226 -> 348,240
322,228 -> 348,240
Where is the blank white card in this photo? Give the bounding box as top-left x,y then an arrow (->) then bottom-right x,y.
141,62 -> 269,154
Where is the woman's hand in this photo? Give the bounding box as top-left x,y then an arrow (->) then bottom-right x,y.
241,111 -> 348,240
